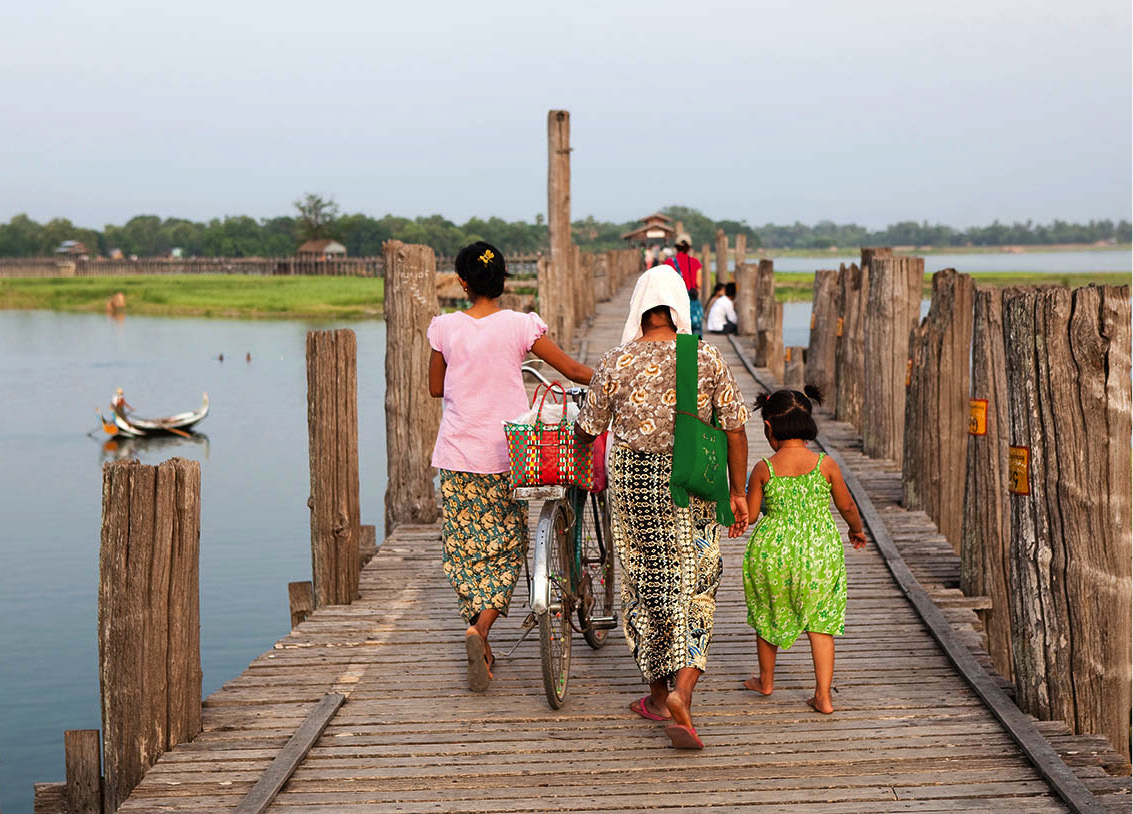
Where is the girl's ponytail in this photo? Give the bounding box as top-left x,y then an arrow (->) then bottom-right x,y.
753,391 -> 771,411
803,384 -> 824,407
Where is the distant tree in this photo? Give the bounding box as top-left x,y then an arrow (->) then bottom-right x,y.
294,194 -> 340,242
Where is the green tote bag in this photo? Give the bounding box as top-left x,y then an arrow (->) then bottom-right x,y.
670,334 -> 735,525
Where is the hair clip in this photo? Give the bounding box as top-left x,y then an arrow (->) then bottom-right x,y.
479,249 -> 495,266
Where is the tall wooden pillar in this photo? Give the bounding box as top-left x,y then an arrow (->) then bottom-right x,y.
383,240 -> 442,535
547,110 -> 574,348
805,269 -> 841,397
307,328 -> 361,607
734,233 -> 747,268
100,458 -> 201,812
715,229 -> 728,284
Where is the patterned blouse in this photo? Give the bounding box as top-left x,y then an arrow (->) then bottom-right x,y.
577,339 -> 749,454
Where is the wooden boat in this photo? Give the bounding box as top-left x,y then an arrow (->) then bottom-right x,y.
101,391 -> 209,437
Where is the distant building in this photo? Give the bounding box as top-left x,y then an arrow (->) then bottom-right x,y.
54,239 -> 90,257
298,239 -> 347,258
621,213 -> 675,246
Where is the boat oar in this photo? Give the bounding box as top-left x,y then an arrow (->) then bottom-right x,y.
166,427 -> 192,439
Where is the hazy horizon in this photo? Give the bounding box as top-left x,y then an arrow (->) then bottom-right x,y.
2,0 -> 1129,230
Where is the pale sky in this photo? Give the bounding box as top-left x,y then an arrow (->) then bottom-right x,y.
1,0 -> 1129,229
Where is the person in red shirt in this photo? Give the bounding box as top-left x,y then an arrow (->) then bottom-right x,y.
666,234 -> 702,294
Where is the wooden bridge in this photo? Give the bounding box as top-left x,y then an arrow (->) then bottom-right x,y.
46,284 -> 1117,814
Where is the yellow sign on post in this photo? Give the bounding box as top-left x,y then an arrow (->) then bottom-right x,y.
810,313 -> 816,330
969,399 -> 988,435
835,317 -> 844,338
1009,446 -> 1030,495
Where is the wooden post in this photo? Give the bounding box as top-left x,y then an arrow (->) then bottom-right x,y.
383,240 -> 442,536
715,229 -> 728,284
100,458 -> 201,812
64,730 -> 100,814
753,261 -> 783,380
288,581 -> 314,628
961,286 -> 1013,681
862,255 -> 923,460
784,346 -> 806,388
902,268 -> 974,551
834,262 -> 867,428
805,269 -> 841,398
734,233 -> 746,268
306,328 -> 361,607
547,109 -> 574,348
1004,284 -> 1132,757
700,243 -> 713,306
592,252 -> 609,303
734,262 -> 757,335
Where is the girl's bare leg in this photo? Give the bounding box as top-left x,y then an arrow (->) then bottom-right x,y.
806,631 -> 835,713
665,666 -> 702,729
744,636 -> 777,695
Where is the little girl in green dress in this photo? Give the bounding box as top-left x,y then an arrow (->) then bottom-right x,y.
739,386 -> 867,714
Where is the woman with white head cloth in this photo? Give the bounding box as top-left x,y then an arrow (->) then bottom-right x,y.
576,267 -> 750,749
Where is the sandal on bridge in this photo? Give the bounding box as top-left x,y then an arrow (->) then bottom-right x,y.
464,628 -> 492,692
630,695 -> 671,721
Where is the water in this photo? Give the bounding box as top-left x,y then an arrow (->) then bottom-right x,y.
0,311 -> 386,814
754,248 -> 1131,274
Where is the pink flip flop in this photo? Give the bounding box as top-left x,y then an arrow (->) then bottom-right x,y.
664,723 -> 704,749
630,695 -> 671,722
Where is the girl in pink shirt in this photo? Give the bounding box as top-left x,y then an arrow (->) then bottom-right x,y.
428,241 -> 593,691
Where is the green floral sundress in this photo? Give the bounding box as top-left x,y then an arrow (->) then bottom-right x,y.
742,453 -> 847,648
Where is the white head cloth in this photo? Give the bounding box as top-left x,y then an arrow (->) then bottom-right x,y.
620,264 -> 693,345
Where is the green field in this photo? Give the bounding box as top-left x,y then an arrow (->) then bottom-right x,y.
0,275 -> 384,319
761,244 -> 1132,258
0,271 -> 1127,316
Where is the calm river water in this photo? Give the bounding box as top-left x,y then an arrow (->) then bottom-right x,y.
0,312 -> 387,814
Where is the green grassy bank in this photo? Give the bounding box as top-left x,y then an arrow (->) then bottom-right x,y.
0,275 -> 384,319
761,244 -> 1132,258
0,271 -> 1127,316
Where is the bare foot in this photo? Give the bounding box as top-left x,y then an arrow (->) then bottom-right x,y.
665,688 -> 693,730
743,675 -> 773,696
806,695 -> 834,715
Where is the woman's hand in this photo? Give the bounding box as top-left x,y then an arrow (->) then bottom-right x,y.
727,493 -> 749,537
848,530 -> 868,549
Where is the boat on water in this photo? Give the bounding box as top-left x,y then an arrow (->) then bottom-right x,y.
97,389 -> 210,438
101,432 -> 211,461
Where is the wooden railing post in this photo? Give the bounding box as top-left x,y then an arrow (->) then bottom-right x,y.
65,729 -> 101,814
100,458 -> 201,812
834,262 -> 867,428
862,255 -> 923,460
961,286 -> 1013,681
753,260 -> 784,381
701,242 -> 712,298
383,240 -> 442,538
903,268 -> 974,550
784,346 -> 806,388
715,229 -> 728,284
805,269 -> 841,398
306,328 -> 360,607
547,109 -> 574,348
734,233 -> 746,268
1004,284 -> 1132,757
734,262 -> 757,335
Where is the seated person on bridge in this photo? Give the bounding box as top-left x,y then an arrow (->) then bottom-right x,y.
705,282 -> 737,334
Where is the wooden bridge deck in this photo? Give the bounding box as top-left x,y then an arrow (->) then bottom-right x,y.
117,288 -> 1128,813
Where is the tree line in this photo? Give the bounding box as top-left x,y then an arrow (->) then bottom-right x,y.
0,199 -> 1127,259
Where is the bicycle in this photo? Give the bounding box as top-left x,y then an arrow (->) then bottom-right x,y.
508,366 -> 618,709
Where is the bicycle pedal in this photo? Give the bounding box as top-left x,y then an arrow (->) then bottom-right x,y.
520,612 -> 537,632
587,614 -> 618,630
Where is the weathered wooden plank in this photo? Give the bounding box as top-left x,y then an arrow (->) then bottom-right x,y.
233,694 -> 346,814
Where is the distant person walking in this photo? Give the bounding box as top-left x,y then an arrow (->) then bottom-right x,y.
739,387 -> 867,714
706,282 -> 738,334
665,234 -> 702,295
427,241 -> 593,692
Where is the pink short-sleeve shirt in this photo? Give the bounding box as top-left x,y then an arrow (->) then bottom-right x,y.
428,309 -> 548,474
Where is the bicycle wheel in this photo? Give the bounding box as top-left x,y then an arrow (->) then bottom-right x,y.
578,491 -> 616,649
536,500 -> 573,709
